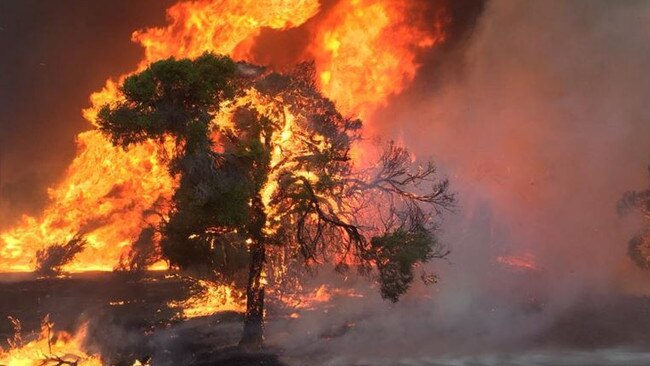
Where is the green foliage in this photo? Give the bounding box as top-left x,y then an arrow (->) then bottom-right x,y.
98,53 -> 249,273
160,151 -> 252,271
97,52 -> 236,150
366,226 -> 437,302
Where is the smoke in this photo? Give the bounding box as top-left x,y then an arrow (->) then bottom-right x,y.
262,0 -> 650,363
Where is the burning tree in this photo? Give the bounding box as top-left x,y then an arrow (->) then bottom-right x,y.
619,166 -> 650,269
97,53 -> 453,349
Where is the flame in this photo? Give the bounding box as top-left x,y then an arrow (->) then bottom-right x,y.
275,284 -> 364,312
497,253 -> 539,271
0,318 -> 101,366
131,0 -> 320,64
213,88 -> 328,234
0,132 -> 175,272
0,0 -> 448,273
310,0 -> 447,119
169,280 -> 245,318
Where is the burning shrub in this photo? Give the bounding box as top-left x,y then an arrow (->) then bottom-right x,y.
169,279 -> 246,319
0,316 -> 101,365
34,233 -> 87,276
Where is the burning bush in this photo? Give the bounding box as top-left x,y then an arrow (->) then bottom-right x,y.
34,233 -> 87,276
169,279 -> 246,319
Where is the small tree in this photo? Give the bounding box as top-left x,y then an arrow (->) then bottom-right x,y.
98,53 -> 453,349
619,166 -> 650,268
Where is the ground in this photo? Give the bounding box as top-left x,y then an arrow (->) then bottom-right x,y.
2,272 -> 650,365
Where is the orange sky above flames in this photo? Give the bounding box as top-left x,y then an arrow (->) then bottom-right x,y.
0,0 -> 448,273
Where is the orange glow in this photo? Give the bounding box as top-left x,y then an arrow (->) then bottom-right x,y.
276,284 -> 365,311
0,132 -> 175,272
0,0 -> 448,273
497,253 -> 539,271
169,280 -> 245,318
310,0 -> 447,120
0,318 -> 102,366
131,0 -> 320,64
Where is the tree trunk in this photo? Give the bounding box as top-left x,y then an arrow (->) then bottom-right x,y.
239,196 -> 267,350
240,239 -> 265,349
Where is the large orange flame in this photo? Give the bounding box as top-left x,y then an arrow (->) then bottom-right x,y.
0,0 -> 447,273
311,0 -> 447,119
0,132 -> 175,272
132,0 -> 321,64
169,280 -> 245,318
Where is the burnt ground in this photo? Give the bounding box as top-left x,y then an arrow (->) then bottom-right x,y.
0,272 -> 287,365
2,272 -> 650,365
0,272 -> 186,340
